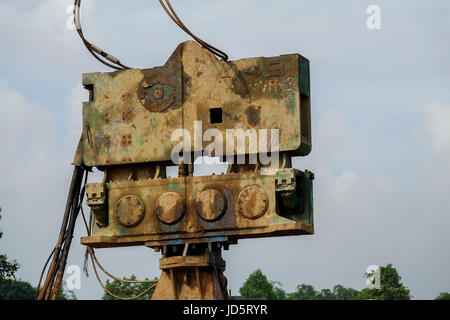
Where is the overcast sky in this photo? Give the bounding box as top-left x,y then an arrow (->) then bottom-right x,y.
0,0 -> 449,300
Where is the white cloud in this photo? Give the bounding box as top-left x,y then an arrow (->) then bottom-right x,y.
0,79 -> 57,164
0,0 -> 96,73
64,84 -> 88,151
322,169 -> 360,204
295,109 -> 360,204
314,109 -> 351,165
0,78 -> 69,279
424,103 -> 450,160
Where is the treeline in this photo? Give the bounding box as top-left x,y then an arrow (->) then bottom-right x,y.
100,265 -> 450,301
239,267 -> 450,300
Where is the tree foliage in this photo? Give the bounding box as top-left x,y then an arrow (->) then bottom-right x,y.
239,269 -> 286,300
35,283 -> 77,300
240,269 -> 360,300
286,284 -> 359,300
240,265 -> 414,300
0,278 -> 77,300
0,278 -> 35,300
102,275 -> 156,300
435,292 -> 450,300
359,264 -> 411,300
0,254 -> 19,280
332,284 -> 360,300
287,284 -> 317,300
0,208 -> 20,280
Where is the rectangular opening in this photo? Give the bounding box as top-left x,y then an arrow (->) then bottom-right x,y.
84,84 -> 94,102
209,108 -> 223,124
193,156 -> 229,177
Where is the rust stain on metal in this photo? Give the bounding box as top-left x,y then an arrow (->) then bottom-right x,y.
114,194 -> 146,228
236,186 -> 269,220
155,192 -> 185,225
196,189 -> 227,222
79,40 -> 314,251
80,41 -> 311,167
244,105 -> 261,126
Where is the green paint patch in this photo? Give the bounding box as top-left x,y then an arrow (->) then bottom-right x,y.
168,184 -> 184,191
271,214 -> 292,224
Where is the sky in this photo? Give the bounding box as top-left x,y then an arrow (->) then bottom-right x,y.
0,0 -> 449,300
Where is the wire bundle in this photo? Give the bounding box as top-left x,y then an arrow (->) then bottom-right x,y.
37,166 -> 86,300
74,0 -> 229,70
158,0 -> 228,61
74,0 -> 130,70
36,166 -> 157,300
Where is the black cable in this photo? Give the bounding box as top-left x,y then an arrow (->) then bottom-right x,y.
74,0 -> 130,70
37,166 -> 84,300
79,172 -> 89,233
159,0 -> 229,61
35,246 -> 56,299
73,0 -> 229,70
49,168 -> 85,300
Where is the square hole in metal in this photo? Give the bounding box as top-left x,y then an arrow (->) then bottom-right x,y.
209,108 -> 223,124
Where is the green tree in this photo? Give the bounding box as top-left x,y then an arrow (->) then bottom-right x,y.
332,284 -> 360,300
316,288 -> 336,300
287,284 -> 360,300
435,292 -> 450,300
102,275 -> 156,300
0,208 -> 19,280
0,278 -> 35,300
55,283 -> 78,300
36,283 -> 77,300
271,281 -> 287,300
288,284 -> 318,300
239,269 -> 286,300
359,264 -> 411,300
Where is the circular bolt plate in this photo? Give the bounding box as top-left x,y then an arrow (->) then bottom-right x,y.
237,186 -> 269,220
196,189 -> 227,222
114,195 -> 146,228
155,192 -> 185,225
138,74 -> 176,113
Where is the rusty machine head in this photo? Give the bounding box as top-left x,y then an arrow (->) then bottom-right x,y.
76,40 -> 314,251
37,1 -> 315,301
